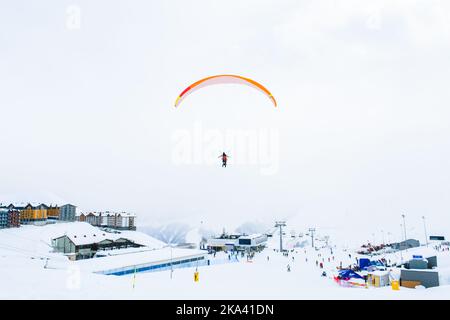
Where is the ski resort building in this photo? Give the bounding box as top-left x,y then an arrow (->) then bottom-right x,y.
52,232 -> 142,260
400,269 -> 440,288
0,209 -> 7,228
391,239 -> 421,251
59,204 -> 77,221
0,208 -> 20,228
7,209 -> 20,228
206,233 -> 268,252
236,234 -> 268,251
46,205 -> 60,221
77,213 -> 86,222
0,202 -> 80,225
19,203 -> 48,225
206,234 -> 241,251
1,203 -> 49,225
76,211 -> 136,230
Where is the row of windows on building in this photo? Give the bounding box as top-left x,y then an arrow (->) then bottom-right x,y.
0,203 -> 136,231
77,212 -> 136,231
0,209 -> 20,228
0,203 -> 76,228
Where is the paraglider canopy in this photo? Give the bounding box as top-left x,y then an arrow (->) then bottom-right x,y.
174,74 -> 277,108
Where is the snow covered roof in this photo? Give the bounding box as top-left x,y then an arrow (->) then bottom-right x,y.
60,203 -> 76,208
369,270 -> 390,276
239,233 -> 266,240
57,233 -> 115,246
76,247 -> 207,273
0,202 -> 52,209
77,211 -> 136,217
0,202 -> 27,209
49,222 -> 164,248
120,212 -> 136,217
52,223 -> 118,246
208,238 -> 238,246
211,234 -> 241,239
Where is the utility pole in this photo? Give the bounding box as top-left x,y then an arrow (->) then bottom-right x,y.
275,221 -> 286,252
308,228 -> 316,249
422,216 -> 428,247
400,224 -> 403,242
169,244 -> 173,279
381,230 -> 385,245
401,214 -> 407,241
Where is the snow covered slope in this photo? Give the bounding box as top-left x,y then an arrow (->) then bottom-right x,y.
1,223 -> 450,299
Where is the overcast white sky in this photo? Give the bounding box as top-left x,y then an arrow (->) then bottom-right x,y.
1,0 -> 450,244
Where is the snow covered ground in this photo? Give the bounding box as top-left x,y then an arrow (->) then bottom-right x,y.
1,223 -> 450,299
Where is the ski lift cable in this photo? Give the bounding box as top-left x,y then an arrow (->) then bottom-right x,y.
0,228 -> 51,244
0,245 -> 39,258
0,243 -> 57,260
0,230 -> 53,251
0,243 -> 49,257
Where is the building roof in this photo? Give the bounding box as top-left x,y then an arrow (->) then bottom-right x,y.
77,211 -> 136,217
61,204 -> 76,208
76,247 -> 207,273
1,202 -> 78,210
51,222 -> 123,246
50,222 -> 162,248
6,202 -> 50,210
3,202 -> 27,210
399,239 -> 420,244
239,233 -> 266,240
212,234 -> 241,240
369,270 -> 390,276
0,208 -> 19,213
54,233 -> 116,246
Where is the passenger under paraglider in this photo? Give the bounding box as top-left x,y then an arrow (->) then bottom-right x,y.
218,152 -> 229,167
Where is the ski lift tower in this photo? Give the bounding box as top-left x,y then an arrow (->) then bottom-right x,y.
275,221 -> 286,252
308,228 -> 316,248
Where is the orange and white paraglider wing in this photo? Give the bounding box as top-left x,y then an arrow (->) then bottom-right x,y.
174,75 -> 277,108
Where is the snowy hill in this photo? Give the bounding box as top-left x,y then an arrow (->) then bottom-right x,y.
139,222 -> 192,244
138,220 -> 271,247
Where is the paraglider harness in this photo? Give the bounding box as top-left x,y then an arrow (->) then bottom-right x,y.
219,153 -> 229,167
